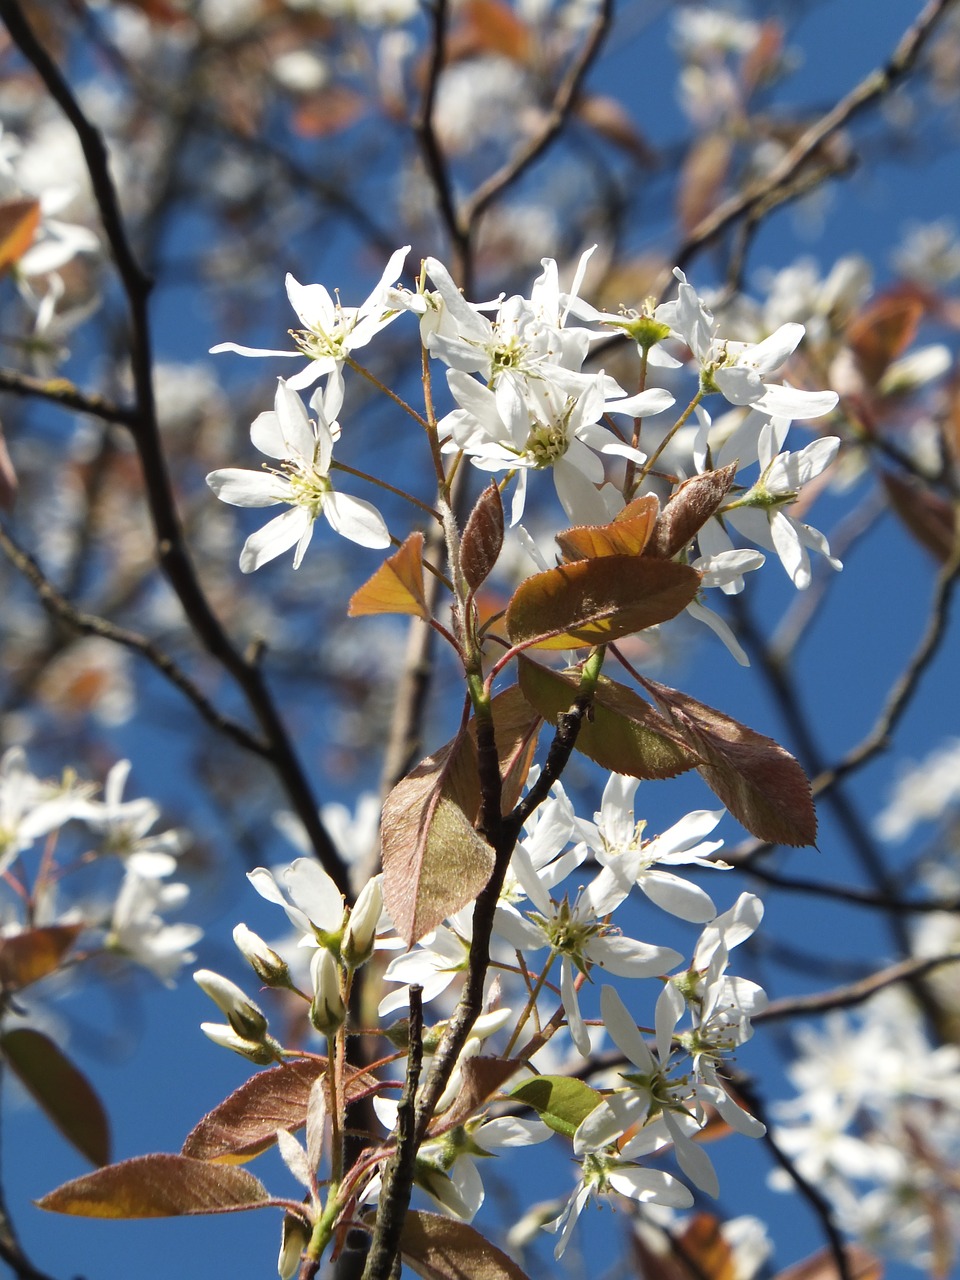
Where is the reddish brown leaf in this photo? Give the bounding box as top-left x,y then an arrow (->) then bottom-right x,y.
382,734 -> 494,945
556,506 -> 658,562
293,87 -> 367,138
0,197 -> 40,275
740,21 -> 784,95
461,484 -> 504,591
631,1212 -> 736,1280
0,924 -> 83,993
517,659 -> 699,780
461,0 -> 532,62
640,677 -> 817,846
468,683 -> 542,814
678,133 -> 732,233
435,1057 -> 519,1133
846,289 -> 926,386
573,95 -> 657,165
397,1211 -> 532,1280
348,532 -> 429,620
649,464 -> 738,559
37,1154 -> 271,1218
0,422 -> 18,512
505,557 -> 701,650
181,1059 -> 375,1163
1,1029 -> 110,1167
881,470 -> 958,562
774,1243 -> 883,1280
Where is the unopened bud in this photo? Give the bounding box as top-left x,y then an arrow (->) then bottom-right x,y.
341,875 -> 383,970
201,1021 -> 280,1065
309,948 -> 345,1035
277,1212 -> 311,1280
194,968 -> 268,1042
233,923 -> 291,987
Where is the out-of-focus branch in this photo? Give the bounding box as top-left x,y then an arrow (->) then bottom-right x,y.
0,368 -> 135,426
0,522 -> 270,758
675,0 -> 958,270
812,526 -> 960,794
460,0 -> 613,233
0,0 -> 350,895
756,951 -> 960,1024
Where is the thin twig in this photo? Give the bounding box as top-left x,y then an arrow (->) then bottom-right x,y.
674,0 -> 958,269
0,521 -> 269,758
756,951 -> 960,1024
0,368 -> 135,426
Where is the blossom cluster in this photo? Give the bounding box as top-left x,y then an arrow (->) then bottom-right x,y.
199,770 -> 768,1263
0,746 -> 201,990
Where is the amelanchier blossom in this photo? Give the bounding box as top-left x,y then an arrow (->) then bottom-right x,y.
210,246 -> 410,388
206,375 -> 390,572
78,758 -> 187,878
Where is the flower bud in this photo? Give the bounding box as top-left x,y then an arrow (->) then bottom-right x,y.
233,923 -> 291,987
200,1022 -> 279,1065
341,875 -> 383,970
194,968 -> 268,1042
277,1212 -> 311,1280
309,948 -> 345,1035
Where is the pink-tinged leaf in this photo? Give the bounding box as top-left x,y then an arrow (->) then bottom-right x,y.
649,464 -> 738,559
37,1154 -> 271,1218
382,735 -> 494,946
469,684 -> 542,814
631,1211 -> 736,1280
0,924 -> 83,993
1,1029 -> 110,1167
556,503 -> 658,562
505,557 -> 701,650
517,659 -> 699,780
182,1059 -> 377,1163
0,197 -> 41,274
397,1211 -> 532,1280
881,470 -> 958,563
774,1243 -> 883,1280
461,484 -> 504,591
348,532 -> 429,619
640,677 -> 817,846
461,0 -> 533,63
0,424 -> 17,512
846,288 -> 925,386
573,95 -> 657,166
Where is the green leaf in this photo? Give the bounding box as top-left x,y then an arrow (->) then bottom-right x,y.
510,1076 -> 603,1138
517,659 -> 699,779
381,733 -> 494,946
397,1210 -> 532,1280
37,1153 -> 271,1218
505,556 -> 700,649
1,1028 -> 110,1167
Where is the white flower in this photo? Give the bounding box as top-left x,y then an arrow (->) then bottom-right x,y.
378,919 -> 471,1017
575,774 -> 726,924
700,419 -> 842,589
78,759 -> 186,878
106,870 -> 202,986
659,269 -> 839,422
210,246 -> 410,388
439,367 -> 672,526
206,375 -> 390,572
247,856 -> 346,944
495,841 -> 682,1056
0,747 -> 85,875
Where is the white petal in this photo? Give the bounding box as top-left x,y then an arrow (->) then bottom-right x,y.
562,957 -> 591,1056
284,858 -> 344,932
239,507 -> 311,573
588,935 -> 682,978
640,870 -> 716,922
606,1166 -> 694,1208
323,492 -> 391,548
600,985 -> 655,1071
209,342 -> 301,359
274,380 -> 318,461
206,468 -> 286,508
285,275 -> 335,329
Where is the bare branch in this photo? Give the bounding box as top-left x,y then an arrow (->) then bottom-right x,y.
756,951 -> 960,1023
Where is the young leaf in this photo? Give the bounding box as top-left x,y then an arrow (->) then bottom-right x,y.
434,1058 -> 520,1134
510,1077 -> 603,1139
1,1029 -> 110,1167
381,734 -> 495,946
881,470 -> 957,563
517,659 -> 699,780
397,1210 -> 533,1280
0,924 -> 83,993
648,463 -> 738,559
555,502 -> 658,562
461,483 -> 504,591
348,532 -> 429,619
640,677 -> 817,846
0,197 -> 41,274
774,1243 -> 883,1280
37,1154 -> 271,1218
505,557 -> 700,650
181,1058 -> 377,1163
